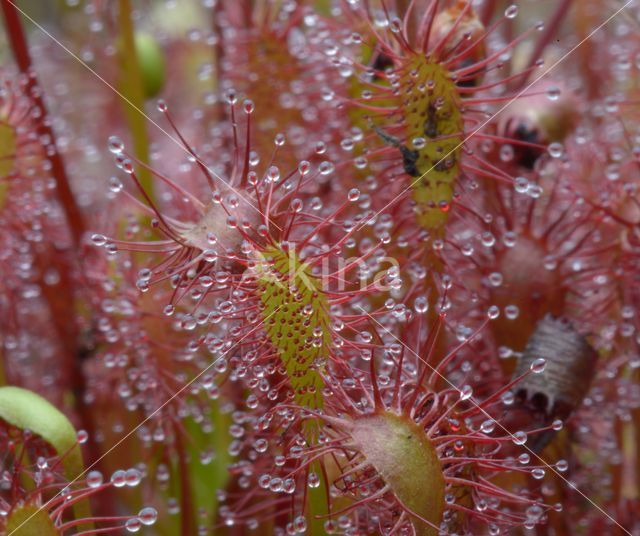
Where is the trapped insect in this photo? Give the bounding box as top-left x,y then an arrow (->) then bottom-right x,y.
511,314 -> 598,451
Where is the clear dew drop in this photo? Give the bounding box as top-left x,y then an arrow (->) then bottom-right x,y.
547,142 -> 564,158
504,5 -> 518,18
505,305 -> 519,320
224,89 -> 237,105
122,159 -> 135,174
480,420 -> 495,434
243,99 -> 254,114
414,295 -> 429,314
298,160 -> 311,175
340,138 -> 354,151
86,470 -> 104,488
308,472 -> 320,488
530,358 -> 547,373
461,243 -> 474,256
526,504 -> 544,522
138,507 -> 158,526
203,249 -> 217,262
531,468 -> 545,480
108,176 -> 123,193
125,518 -> 142,532
347,188 -> 360,202
500,144 -> 514,162
111,470 -> 127,487
319,161 -> 334,175
291,198 -> 303,212
481,231 -> 496,247
412,137 -> 426,149
512,430 -> 527,445
501,390 -> 515,405
107,136 -> 124,154
91,234 -> 107,246
125,468 -> 142,487
489,272 -> 503,287
76,429 -> 89,444
514,176 -> 529,193
267,166 -> 280,182
546,86 -> 561,101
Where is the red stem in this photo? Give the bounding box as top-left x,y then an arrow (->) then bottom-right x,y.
0,6 -> 113,511
480,0 -> 498,25
1,0 -> 85,245
1,0 -> 86,386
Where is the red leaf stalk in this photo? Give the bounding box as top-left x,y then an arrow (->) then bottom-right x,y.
1,0 -> 85,244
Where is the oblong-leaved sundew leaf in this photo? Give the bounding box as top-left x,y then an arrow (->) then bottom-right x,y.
400,56 -> 463,230
351,411 -> 446,536
0,105 -> 17,208
254,245 -> 331,412
6,504 -> 59,536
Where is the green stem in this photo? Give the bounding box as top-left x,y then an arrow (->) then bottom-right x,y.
173,422 -> 195,536
118,0 -> 153,198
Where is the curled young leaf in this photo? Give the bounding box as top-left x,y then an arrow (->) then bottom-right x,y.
0,386 -> 91,526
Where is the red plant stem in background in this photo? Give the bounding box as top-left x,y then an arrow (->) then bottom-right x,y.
211,1 -> 226,123
517,0 -> 574,89
1,0 -> 85,245
635,407 -> 640,514
0,4 -> 110,497
480,0 -> 498,25
1,0 -> 83,383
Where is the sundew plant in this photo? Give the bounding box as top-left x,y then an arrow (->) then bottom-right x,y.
1,0 -> 640,534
